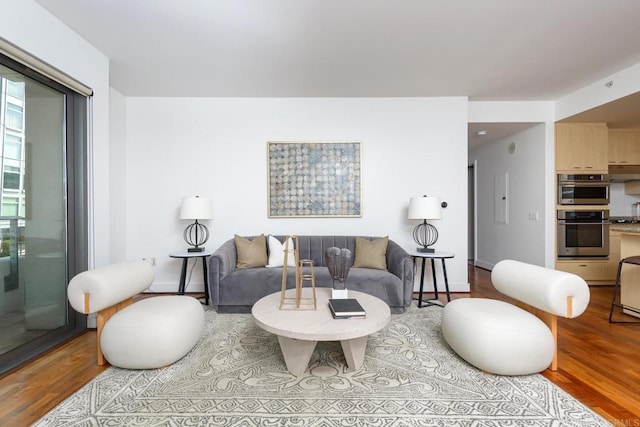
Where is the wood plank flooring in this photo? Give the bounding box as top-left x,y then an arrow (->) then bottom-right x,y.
0,265 -> 638,425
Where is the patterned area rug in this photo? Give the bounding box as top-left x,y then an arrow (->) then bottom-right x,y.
35,305 -> 610,426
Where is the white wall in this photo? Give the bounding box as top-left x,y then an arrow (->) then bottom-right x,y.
469,124 -> 547,268
1,0 -> 111,268
468,101 -> 556,267
610,183 -> 640,217
109,88 -> 127,261
122,97 -> 470,292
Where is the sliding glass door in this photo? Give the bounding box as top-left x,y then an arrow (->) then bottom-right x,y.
0,55 -> 87,374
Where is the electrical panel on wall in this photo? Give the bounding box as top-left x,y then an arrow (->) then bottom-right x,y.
494,172 -> 509,225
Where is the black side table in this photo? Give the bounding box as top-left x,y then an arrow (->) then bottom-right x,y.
169,250 -> 214,304
411,251 -> 454,307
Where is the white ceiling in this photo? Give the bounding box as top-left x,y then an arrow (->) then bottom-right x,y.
32,0 -> 640,150
34,0 -> 640,100
468,122 -> 540,149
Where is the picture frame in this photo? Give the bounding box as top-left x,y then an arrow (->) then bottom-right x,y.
267,141 -> 362,218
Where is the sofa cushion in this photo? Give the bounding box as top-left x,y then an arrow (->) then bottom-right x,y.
266,235 -> 296,268
353,236 -> 388,270
218,266 -> 404,310
235,234 -> 267,269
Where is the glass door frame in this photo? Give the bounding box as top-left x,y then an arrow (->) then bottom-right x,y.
0,52 -> 88,375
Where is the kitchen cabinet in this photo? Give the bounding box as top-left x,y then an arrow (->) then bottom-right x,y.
555,259 -> 612,285
608,129 -> 640,166
608,230 -> 622,278
555,230 -> 622,285
625,181 -> 640,195
555,123 -> 608,173
618,232 -> 640,318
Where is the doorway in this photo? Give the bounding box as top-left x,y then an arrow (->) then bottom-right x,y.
468,162 -> 476,264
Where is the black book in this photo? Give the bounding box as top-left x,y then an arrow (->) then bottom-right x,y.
328,298 -> 366,319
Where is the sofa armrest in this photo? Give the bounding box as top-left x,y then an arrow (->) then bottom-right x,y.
386,240 -> 414,308
208,238 -> 237,306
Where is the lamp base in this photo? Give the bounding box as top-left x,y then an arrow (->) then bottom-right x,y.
188,247 -> 205,253
417,247 -> 435,253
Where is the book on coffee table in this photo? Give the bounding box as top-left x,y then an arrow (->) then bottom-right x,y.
328,298 -> 366,319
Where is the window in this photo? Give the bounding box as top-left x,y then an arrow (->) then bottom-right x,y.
1,194 -> 19,216
3,134 -> 22,160
5,103 -> 24,130
6,80 -> 24,99
3,165 -> 20,190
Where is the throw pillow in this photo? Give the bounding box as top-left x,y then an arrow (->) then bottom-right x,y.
352,236 -> 389,270
266,235 -> 296,268
235,234 -> 267,269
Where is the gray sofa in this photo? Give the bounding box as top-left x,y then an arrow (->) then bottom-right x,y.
208,235 -> 414,314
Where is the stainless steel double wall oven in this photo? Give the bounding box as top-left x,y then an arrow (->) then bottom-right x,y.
557,174 -> 610,258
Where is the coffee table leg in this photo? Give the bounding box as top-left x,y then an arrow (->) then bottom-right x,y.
341,336 -> 368,371
277,336 -> 317,376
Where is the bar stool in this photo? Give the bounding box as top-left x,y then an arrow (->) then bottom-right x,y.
609,256 -> 640,324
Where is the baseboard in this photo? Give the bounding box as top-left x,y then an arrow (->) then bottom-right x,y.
473,260 -> 495,271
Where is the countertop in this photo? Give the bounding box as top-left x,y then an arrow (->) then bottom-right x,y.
611,225 -> 640,233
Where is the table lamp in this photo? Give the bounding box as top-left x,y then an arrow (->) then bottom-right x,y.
180,196 -> 213,252
408,195 -> 442,253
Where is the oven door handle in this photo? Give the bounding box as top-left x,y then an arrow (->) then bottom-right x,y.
560,182 -> 610,186
557,222 -> 610,226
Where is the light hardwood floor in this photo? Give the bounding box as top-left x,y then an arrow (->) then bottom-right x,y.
0,265 -> 638,425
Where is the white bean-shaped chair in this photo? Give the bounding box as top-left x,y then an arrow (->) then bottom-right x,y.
441,260 -> 589,375
67,260 -> 204,369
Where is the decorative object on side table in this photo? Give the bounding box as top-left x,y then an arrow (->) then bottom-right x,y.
179,196 -> 213,252
408,195 -> 445,253
325,246 -> 353,299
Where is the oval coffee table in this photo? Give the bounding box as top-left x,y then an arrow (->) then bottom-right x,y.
252,287 -> 391,376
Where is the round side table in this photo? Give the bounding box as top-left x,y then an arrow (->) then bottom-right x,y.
169,250 -> 214,304
410,251 -> 454,307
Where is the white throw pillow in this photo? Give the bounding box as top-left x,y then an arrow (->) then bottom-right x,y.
266,235 -> 296,267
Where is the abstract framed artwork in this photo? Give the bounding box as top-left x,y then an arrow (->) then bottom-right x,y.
268,141 -> 362,217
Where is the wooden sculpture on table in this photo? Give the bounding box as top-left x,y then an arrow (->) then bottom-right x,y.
280,235 -> 317,310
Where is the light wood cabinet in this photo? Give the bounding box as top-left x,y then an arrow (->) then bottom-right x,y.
555,123 -> 608,173
555,230 -> 621,285
625,180 -> 640,195
555,259 -> 612,284
619,233 -> 640,316
608,129 -> 640,165
608,230 -> 622,279
554,123 -> 612,285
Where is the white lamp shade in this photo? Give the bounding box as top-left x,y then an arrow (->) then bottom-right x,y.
180,196 -> 213,220
408,196 -> 442,220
